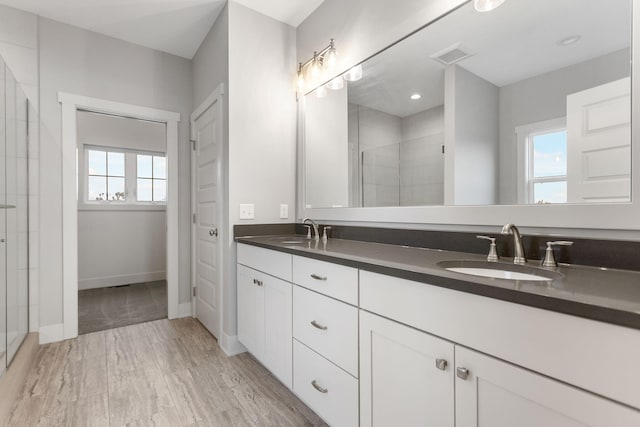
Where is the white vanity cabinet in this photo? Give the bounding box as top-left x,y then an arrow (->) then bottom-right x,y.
455,346 -> 640,427
359,311 -> 455,427
237,245 -> 293,389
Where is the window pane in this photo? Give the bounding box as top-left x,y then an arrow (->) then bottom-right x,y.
153,179 -> 167,202
533,131 -> 567,178
154,156 -> 166,179
534,181 -> 567,204
108,177 -> 125,201
137,178 -> 153,201
108,152 -> 125,177
88,150 -> 106,176
137,155 -> 153,178
88,176 -> 106,201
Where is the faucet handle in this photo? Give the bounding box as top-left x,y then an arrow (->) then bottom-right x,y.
541,241 -> 574,268
304,225 -> 312,239
476,235 -> 499,262
322,226 -> 332,243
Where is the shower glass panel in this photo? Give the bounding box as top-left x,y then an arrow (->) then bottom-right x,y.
0,55 -> 29,371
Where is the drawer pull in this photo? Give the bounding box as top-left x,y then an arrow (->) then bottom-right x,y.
310,320 -> 328,331
310,274 -> 327,281
253,279 -> 263,287
311,380 -> 328,394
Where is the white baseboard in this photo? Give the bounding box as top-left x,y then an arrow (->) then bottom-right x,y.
78,271 -> 166,290
219,332 -> 246,357
39,323 -> 64,344
177,302 -> 193,318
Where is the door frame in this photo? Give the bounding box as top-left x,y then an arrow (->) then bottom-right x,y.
190,84 -> 224,339
58,92 -> 181,340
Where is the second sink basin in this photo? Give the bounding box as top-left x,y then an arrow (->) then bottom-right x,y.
437,260 -> 561,282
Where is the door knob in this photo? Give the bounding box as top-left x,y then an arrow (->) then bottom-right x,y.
209,228 -> 218,237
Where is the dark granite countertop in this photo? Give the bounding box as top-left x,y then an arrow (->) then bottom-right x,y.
236,234 -> 640,330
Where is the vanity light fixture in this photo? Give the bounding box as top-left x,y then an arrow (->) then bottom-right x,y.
343,64 -> 363,82
473,0 -> 506,12
296,39 -> 338,93
556,35 -> 581,47
410,93 -> 422,100
315,85 -> 328,98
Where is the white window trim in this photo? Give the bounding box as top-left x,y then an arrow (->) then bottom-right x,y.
78,144 -> 167,210
515,117 -> 567,204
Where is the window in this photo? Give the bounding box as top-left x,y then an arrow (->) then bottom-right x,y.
83,146 -> 166,205
516,118 -> 567,204
87,149 -> 126,201
136,154 -> 167,202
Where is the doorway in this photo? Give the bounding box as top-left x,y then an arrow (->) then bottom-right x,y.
76,111 -> 168,334
59,93 -> 181,341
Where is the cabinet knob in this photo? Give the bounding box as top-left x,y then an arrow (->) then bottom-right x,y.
456,367 -> 469,380
311,380 -> 328,394
435,358 -> 448,371
252,279 -> 263,287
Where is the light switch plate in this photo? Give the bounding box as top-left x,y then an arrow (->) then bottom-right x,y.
279,204 -> 289,219
239,204 -> 254,220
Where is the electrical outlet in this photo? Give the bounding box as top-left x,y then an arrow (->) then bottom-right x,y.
239,204 -> 255,220
279,204 -> 289,219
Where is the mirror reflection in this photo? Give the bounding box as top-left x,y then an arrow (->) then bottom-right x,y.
304,0 -> 632,208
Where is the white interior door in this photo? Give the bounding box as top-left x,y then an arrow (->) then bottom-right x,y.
566,77 -> 631,203
192,100 -> 221,338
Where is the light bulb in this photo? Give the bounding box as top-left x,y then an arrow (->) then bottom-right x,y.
343,64 -> 363,82
315,85 -> 328,98
327,75 -> 344,91
324,47 -> 338,71
410,93 -> 421,100
473,0 -> 506,12
309,52 -> 322,84
296,72 -> 305,93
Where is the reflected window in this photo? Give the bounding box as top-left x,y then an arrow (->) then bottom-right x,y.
528,127 -> 568,204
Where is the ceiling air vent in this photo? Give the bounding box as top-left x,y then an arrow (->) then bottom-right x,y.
430,43 -> 475,65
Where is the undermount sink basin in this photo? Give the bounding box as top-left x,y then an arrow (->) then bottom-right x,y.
437,260 -> 561,282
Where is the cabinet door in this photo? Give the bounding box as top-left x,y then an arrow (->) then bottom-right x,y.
455,346 -> 640,427
360,311 -> 455,427
237,264 -> 265,360
263,276 -> 293,389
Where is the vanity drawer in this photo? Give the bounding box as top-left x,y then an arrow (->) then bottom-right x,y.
292,255 -> 358,305
237,243 -> 292,281
293,285 -> 359,377
293,340 -> 359,427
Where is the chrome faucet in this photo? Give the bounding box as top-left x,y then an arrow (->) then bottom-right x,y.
302,218 -> 320,241
501,223 -> 526,265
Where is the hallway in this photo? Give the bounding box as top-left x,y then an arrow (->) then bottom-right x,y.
7,318 -> 325,426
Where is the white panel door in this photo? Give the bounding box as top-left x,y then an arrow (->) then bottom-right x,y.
360,311 -> 455,427
193,102 -> 221,338
455,346 -> 640,427
566,77 -> 631,202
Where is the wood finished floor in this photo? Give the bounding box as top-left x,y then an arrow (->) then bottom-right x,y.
6,318 -> 327,427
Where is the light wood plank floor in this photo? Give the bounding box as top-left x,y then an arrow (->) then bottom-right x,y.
6,318 -> 327,427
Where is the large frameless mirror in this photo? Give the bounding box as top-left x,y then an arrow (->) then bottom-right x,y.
303,0 -> 632,209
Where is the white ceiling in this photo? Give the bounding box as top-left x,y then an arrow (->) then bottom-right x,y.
0,0 -> 324,59
346,0 -> 631,118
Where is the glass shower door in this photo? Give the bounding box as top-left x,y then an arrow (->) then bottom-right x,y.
4,63 -> 28,366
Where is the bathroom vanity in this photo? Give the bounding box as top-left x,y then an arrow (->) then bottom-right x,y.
236,233 -> 640,427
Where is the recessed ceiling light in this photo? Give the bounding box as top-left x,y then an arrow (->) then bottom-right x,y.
474,0 -> 506,12
556,35 -> 581,47
410,94 -> 422,100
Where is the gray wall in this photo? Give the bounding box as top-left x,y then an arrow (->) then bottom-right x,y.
498,49 -> 631,204
38,17 -> 193,329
